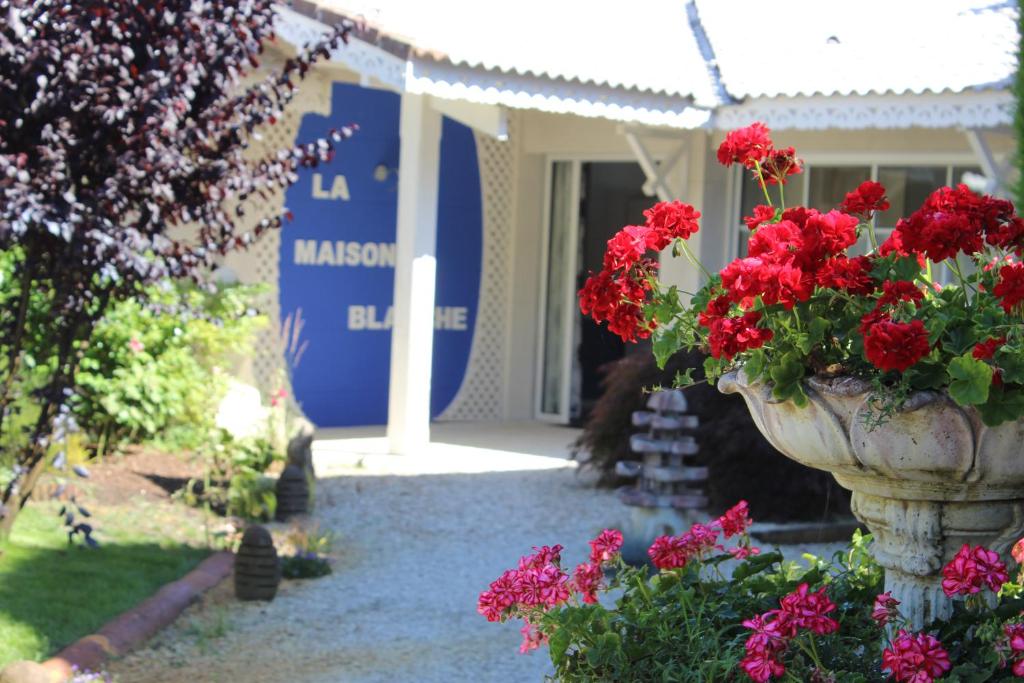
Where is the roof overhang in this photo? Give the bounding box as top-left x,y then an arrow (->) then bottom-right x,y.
274,4 -> 713,131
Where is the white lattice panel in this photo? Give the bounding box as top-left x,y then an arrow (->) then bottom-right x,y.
436,116 -> 518,421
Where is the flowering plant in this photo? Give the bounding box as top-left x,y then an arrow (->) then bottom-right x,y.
580,122 -> 1024,425
479,504 -> 1024,682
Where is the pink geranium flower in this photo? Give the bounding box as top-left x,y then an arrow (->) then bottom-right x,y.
588,529 -> 623,564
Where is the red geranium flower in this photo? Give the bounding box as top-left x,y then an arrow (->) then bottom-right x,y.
757,146 -> 802,186
643,200 -> 701,241
717,123 -> 773,168
816,255 -> 875,295
973,336 -> 1006,361
863,319 -> 931,373
840,180 -> 890,217
744,204 -> 776,231
972,545 -> 1009,593
715,500 -> 753,538
994,262 -> 1024,313
882,630 -> 952,683
708,312 -> 774,360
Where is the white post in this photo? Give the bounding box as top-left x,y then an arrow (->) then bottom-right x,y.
387,93 -> 442,454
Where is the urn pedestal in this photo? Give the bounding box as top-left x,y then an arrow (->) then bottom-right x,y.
719,369 -> 1024,628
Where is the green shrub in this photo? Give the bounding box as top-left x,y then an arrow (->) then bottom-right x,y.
181,429 -> 283,522
73,281 -> 267,452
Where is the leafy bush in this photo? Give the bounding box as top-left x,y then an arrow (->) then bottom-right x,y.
480,509 -> 1024,682
573,349 -> 850,522
73,281 -> 266,452
181,429 -> 282,522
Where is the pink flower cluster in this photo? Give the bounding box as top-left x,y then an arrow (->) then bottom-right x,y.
881,631 -> 951,683
870,591 -> 901,627
1003,623 -> 1024,677
940,543 -> 1009,597
476,544 -> 570,624
648,502 -> 757,569
477,530 -> 624,653
740,583 -> 839,682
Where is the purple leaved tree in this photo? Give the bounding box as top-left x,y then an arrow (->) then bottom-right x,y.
0,0 -> 352,537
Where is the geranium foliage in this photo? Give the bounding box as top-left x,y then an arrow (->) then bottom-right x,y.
0,0 -> 351,535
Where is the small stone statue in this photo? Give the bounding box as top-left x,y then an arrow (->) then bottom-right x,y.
235,525 -> 281,601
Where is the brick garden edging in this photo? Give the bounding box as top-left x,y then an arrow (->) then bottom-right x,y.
40,551 -> 234,681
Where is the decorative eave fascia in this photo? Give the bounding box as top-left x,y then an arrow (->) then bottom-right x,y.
274,4 -> 713,130
713,90 -> 1014,131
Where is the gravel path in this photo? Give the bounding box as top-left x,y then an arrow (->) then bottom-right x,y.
107,423 -> 847,683
109,425 -> 622,683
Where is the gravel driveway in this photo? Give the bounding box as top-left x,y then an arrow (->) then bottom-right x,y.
109,423 -> 623,683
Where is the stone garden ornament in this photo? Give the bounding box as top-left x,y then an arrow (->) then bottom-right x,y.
580,122 -> 1024,628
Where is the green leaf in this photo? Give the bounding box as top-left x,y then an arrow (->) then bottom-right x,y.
673,368 -> 697,387
742,349 -> 766,383
731,551 -> 783,580
547,624 -> 571,664
652,326 -> 681,369
947,353 -> 992,406
977,385 -> 1024,426
770,352 -> 808,406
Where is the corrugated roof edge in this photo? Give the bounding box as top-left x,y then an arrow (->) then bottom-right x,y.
285,0 -> 706,101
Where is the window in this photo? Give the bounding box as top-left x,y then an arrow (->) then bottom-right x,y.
734,163 -> 983,265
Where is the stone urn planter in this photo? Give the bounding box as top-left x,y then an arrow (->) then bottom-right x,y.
719,368 -> 1024,628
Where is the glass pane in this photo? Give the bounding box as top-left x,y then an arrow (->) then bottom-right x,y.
807,166 -> 871,212
876,166 -> 948,228
541,161 -> 575,415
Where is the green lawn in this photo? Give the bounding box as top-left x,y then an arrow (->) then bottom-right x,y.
0,500 -> 210,666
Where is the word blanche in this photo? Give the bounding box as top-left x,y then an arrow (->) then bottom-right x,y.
294,240 -> 396,268
348,305 -> 469,331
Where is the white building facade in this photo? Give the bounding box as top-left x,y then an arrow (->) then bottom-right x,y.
225,0 -> 1019,451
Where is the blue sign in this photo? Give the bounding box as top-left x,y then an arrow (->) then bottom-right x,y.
279,83 -> 482,427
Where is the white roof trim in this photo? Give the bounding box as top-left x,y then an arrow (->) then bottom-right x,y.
405,58 -> 711,130
714,90 -> 1014,131
274,5 -> 406,91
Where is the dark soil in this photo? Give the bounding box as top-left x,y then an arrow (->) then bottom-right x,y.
74,447 -> 204,506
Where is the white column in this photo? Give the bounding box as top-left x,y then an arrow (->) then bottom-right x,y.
387,93 -> 442,454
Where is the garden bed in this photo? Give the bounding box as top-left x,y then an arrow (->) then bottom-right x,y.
0,450 -> 214,667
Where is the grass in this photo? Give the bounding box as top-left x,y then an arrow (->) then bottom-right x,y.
0,500 -> 210,666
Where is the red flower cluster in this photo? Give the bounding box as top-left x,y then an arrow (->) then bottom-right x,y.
647,522 -> 722,570
973,336 -> 1006,361
941,543 -> 1009,597
740,584 -> 839,682
840,181 -> 890,218
870,592 -> 901,627
717,124 -> 803,187
863,319 -> 931,373
757,146 -> 803,186
707,312 -> 774,360
881,630 -> 952,683
717,123 -> 773,168
994,262 -> 1024,313
891,184 -> 1019,262
816,255 -> 874,295
744,204 -> 776,231
578,201 -> 701,342
715,500 -> 753,538
720,208 -> 860,310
